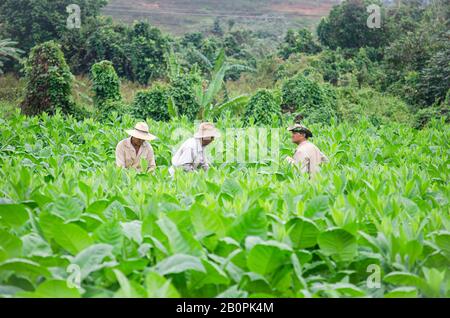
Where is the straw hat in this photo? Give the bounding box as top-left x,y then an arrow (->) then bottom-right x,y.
194,122 -> 221,139
288,124 -> 313,138
126,122 -> 157,141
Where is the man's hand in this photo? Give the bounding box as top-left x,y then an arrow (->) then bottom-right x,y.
285,156 -> 296,164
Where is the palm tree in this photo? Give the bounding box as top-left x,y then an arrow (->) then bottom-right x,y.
0,38 -> 23,74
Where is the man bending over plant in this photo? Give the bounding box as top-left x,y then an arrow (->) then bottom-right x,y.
286,124 -> 328,177
116,122 -> 157,172
170,122 -> 220,173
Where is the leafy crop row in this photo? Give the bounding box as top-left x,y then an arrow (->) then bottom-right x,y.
0,112 -> 448,297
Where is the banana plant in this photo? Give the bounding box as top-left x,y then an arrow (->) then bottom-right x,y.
192,49 -> 252,120
0,38 -> 23,74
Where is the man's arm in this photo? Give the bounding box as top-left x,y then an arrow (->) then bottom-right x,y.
115,142 -> 126,168
146,145 -> 157,172
320,151 -> 329,164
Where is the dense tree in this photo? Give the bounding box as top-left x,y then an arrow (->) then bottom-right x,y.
0,0 -> 107,53
84,18 -> 131,78
132,84 -> 171,122
317,0 -> 388,50
90,60 -> 122,107
281,74 -> 337,124
21,41 -> 74,115
244,89 -> 281,126
279,28 -> 322,59
382,1 -> 449,107
181,32 -> 204,49
129,22 -> 169,85
169,72 -> 202,120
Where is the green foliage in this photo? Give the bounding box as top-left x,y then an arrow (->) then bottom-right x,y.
414,102 -> 450,129
281,74 -> 337,124
317,0 -> 388,50
95,100 -> 129,122
20,41 -> 74,116
83,18 -> 131,77
212,18 -> 224,37
335,87 -> 413,125
132,84 -> 171,122
243,89 -> 281,126
0,111 -> 448,298
0,39 -> 23,74
169,72 -> 202,120
311,49 -> 355,86
129,21 -> 168,85
0,0 -> 107,53
279,28 -> 321,59
382,1 -> 449,108
90,60 -> 122,108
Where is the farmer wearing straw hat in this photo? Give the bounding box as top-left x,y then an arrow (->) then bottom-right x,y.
115,122 -> 157,172
286,124 -> 329,176
170,122 -> 220,173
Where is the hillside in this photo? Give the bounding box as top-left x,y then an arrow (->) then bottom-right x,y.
103,0 -> 338,37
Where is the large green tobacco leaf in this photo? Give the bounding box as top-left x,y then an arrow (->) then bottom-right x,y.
21,233 -> 52,258
93,220 -> 124,254
71,244 -> 116,280
190,204 -> 228,238
287,217 -> 320,248
0,229 -> 22,259
47,195 -> 84,221
50,223 -> 94,255
318,228 -> 357,262
434,231 -> 450,259
17,280 -> 81,298
0,203 -> 28,228
247,241 -> 292,276
228,206 -> 268,242
304,195 -> 329,218
121,221 -> 143,244
189,259 -> 230,288
0,259 -> 51,278
383,272 -> 426,289
155,254 -> 206,276
145,271 -> 180,298
113,269 -> 144,298
157,216 -> 203,256
384,287 -> 419,298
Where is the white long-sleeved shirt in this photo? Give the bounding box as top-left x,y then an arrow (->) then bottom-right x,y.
171,138 -> 209,171
289,140 -> 328,176
115,137 -> 156,172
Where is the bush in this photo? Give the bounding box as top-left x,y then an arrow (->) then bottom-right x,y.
21,41 -> 74,116
169,73 -> 202,120
281,74 -> 336,124
335,87 -> 413,125
414,102 -> 450,129
243,89 -> 281,126
90,60 -> 122,109
132,84 -> 170,121
95,100 -> 129,122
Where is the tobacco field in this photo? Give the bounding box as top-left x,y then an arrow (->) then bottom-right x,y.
0,111 -> 448,298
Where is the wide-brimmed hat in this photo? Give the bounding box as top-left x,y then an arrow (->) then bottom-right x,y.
288,124 -> 313,138
194,122 -> 221,139
126,122 -> 157,141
